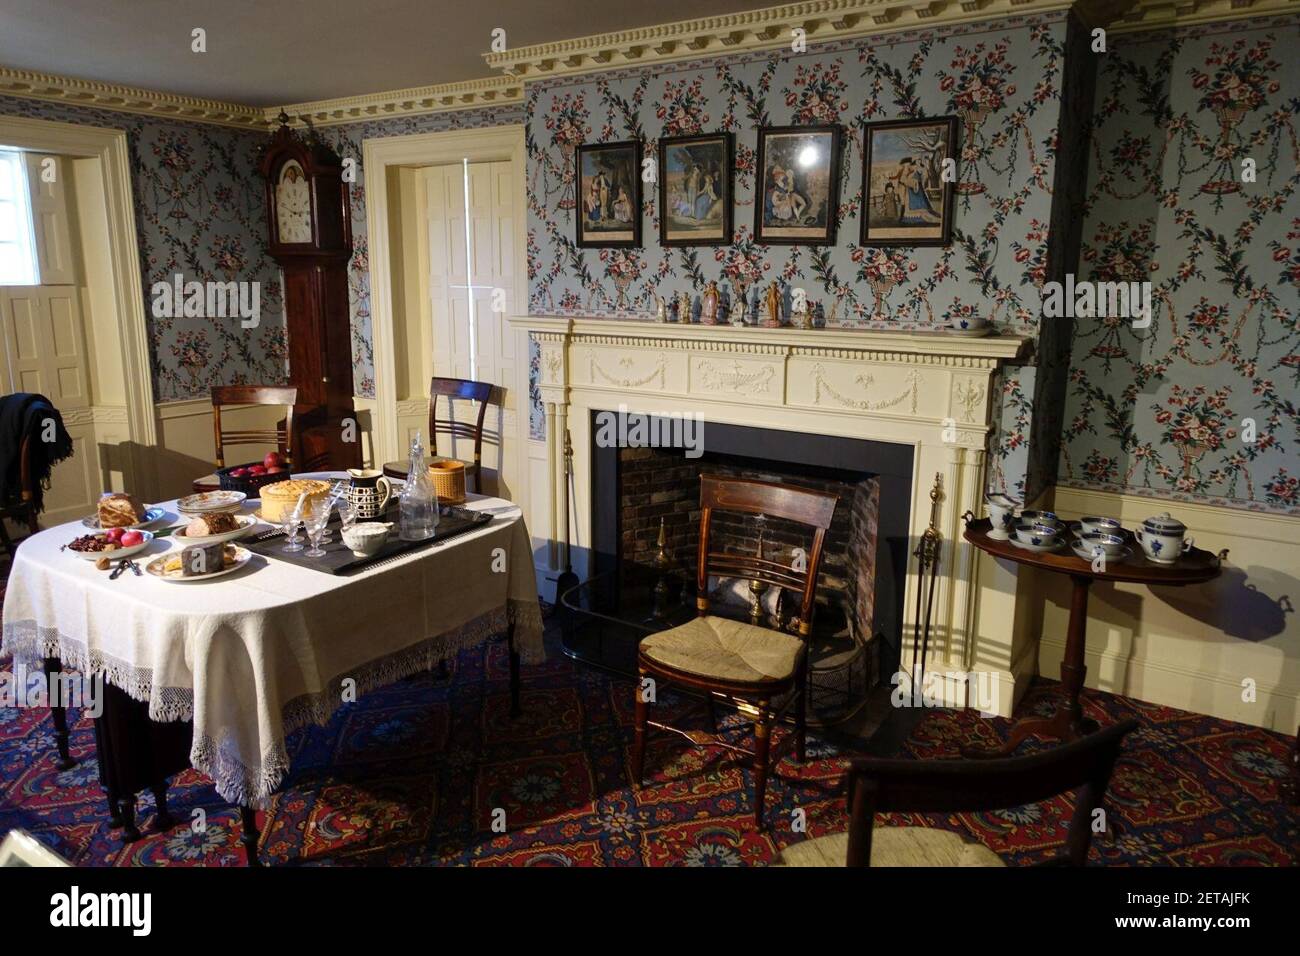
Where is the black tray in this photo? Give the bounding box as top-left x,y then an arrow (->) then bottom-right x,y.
242,504 -> 492,575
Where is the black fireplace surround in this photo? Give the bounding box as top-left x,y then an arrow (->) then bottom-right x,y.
588,411 -> 913,675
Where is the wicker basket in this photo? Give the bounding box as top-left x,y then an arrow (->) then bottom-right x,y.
428,458 -> 466,504
217,462 -> 289,497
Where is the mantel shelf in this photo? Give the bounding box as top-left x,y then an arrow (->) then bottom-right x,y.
509,314 -> 1033,363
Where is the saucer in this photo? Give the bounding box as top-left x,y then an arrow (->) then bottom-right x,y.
1010,536 -> 1064,554
944,326 -> 992,337
1070,540 -> 1132,564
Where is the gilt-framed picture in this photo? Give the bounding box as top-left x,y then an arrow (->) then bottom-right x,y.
754,125 -> 842,246
860,116 -> 958,247
576,140 -> 642,248
658,132 -> 733,246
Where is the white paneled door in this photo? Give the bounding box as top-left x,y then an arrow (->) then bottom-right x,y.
421,161 -> 517,497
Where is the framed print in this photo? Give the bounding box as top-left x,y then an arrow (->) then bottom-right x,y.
658,132 -> 733,246
576,140 -> 642,248
754,125 -> 842,245
860,116 -> 958,247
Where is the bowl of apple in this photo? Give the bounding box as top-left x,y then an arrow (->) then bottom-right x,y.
217,452 -> 293,496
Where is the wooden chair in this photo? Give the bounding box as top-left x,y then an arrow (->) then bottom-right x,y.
774,718 -> 1139,867
631,474 -> 839,828
210,385 -> 297,470
0,432 -> 41,560
428,376 -> 493,493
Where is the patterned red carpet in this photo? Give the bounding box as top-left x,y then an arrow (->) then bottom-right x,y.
1,624 -> 1296,866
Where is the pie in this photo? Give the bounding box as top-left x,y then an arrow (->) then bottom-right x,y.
98,492 -> 146,529
259,478 -> 330,524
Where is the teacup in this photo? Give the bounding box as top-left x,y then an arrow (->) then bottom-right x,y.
1014,522 -> 1061,548
948,312 -> 990,332
1019,510 -> 1060,528
1080,531 -> 1125,558
341,521 -> 391,557
1079,515 -> 1123,536
1134,512 -> 1192,564
985,493 -> 1018,540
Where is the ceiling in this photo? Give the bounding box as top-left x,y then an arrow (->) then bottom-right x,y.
0,0 -> 776,106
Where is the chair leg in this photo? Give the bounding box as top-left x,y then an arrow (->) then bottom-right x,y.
631,671 -> 648,788
752,705 -> 771,830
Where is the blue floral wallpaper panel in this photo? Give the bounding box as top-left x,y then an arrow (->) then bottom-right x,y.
1057,15 -> 1300,515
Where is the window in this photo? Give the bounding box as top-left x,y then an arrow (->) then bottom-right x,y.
0,149 -> 39,286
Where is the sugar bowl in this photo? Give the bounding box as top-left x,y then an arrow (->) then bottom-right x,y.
1134,512 -> 1193,565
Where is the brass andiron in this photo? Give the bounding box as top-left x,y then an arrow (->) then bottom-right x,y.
909,473 -> 944,696
650,517 -> 674,621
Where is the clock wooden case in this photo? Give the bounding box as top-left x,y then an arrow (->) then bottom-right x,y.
259,114 -> 360,471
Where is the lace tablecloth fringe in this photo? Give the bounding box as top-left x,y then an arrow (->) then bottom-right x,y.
2,597 -> 545,805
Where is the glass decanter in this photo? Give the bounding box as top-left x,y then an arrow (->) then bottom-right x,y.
399,431 -> 439,541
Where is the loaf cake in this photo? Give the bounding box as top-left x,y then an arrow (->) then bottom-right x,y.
184,512 -> 239,537
258,478 -> 330,524
181,543 -> 225,576
98,492 -> 146,528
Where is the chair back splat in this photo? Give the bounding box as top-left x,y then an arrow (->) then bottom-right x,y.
696,474 -> 839,637
428,377 -> 493,493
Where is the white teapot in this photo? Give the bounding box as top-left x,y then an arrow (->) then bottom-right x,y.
1134,512 -> 1193,565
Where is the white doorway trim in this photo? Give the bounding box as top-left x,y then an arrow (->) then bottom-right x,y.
361,124 -> 527,467
0,115 -> 156,496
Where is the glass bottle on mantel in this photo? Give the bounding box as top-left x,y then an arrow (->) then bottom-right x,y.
399,431 -> 438,541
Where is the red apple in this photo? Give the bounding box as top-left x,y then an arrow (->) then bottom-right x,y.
265,466 -> 286,474
229,467 -> 248,478
263,452 -> 285,470
104,527 -> 125,542
248,464 -> 267,476
120,530 -> 144,547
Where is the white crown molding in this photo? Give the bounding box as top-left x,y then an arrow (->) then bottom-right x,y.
269,75 -> 524,129
1112,0 -> 1300,32
481,0 -> 1078,80
2,0 -> 1293,132
0,65 -> 267,129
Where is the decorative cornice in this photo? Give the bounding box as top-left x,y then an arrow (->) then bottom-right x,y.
1112,0 -> 1300,32
2,0 -> 1292,132
270,75 -> 524,129
0,66 -> 267,129
482,0 -> 1081,81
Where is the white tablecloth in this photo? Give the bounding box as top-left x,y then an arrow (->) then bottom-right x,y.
0,485 -> 544,806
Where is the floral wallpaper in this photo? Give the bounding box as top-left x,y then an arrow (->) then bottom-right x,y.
524,13 -> 1070,471
1057,15 -> 1300,515
0,94 -> 283,401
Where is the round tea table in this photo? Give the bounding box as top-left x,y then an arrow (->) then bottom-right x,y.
961,517 -> 1224,757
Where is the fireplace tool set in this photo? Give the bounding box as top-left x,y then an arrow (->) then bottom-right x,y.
909,473 -> 945,697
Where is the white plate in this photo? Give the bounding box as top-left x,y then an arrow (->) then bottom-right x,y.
81,506 -> 166,531
176,490 -> 247,514
170,514 -> 258,545
66,529 -> 155,561
1070,540 -> 1132,564
1010,535 -> 1064,554
145,544 -> 253,582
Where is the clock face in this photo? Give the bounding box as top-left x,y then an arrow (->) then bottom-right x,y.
275,160 -> 313,244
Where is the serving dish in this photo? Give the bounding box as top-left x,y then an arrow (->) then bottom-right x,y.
171,514 -> 258,545
81,506 -> 165,531
65,529 -> 154,561
145,544 -> 252,582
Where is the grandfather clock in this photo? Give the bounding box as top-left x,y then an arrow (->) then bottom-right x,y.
259,112 -> 360,470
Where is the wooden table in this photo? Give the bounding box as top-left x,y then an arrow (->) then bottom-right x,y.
962,517 -> 1223,757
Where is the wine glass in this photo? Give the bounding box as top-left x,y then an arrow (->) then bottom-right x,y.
336,496 -> 356,535
303,501 -> 331,558
281,510 -> 304,553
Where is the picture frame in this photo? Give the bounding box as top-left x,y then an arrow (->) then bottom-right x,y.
658,132 -> 733,246
576,140 -> 642,248
754,124 -> 843,246
860,116 -> 959,248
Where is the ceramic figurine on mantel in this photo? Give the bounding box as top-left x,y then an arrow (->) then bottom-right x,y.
679,291 -> 693,324
793,296 -> 814,330
700,281 -> 720,325
763,281 -> 782,328
653,293 -> 668,323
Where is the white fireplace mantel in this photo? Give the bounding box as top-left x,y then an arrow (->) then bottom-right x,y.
509,314 -> 1036,716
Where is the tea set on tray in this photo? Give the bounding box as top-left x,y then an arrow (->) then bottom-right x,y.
984,493 -> 1194,566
